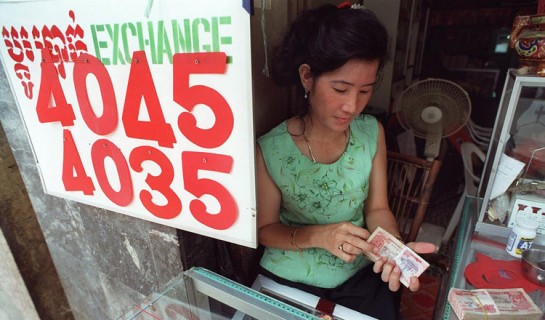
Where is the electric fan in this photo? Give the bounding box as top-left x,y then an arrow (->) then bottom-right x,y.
395,78 -> 472,158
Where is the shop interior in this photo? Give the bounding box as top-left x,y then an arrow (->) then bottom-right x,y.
0,0 -> 544,319
192,0 -> 545,318
250,0 -> 543,318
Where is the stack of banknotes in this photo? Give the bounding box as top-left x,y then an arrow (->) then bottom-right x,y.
448,288 -> 543,319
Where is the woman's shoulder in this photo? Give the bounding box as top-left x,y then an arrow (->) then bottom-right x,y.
350,114 -> 380,157
352,114 -> 378,134
259,120 -> 287,138
258,120 -> 289,145
354,113 -> 377,125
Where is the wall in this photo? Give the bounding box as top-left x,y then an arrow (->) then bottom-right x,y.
251,1 -> 296,136
0,118 -> 72,319
365,0 -> 401,114
0,228 -> 40,320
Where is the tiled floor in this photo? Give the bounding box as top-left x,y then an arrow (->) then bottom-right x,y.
400,265 -> 445,319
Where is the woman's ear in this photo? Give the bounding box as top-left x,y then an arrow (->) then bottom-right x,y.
298,64 -> 313,91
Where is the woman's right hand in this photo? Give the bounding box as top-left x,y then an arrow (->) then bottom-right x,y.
320,222 -> 378,262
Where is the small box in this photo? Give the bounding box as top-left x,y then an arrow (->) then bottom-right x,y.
507,193 -> 545,235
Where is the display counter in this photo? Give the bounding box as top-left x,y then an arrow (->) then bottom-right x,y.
437,196 -> 545,319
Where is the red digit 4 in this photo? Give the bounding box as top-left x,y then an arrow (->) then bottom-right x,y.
62,129 -> 95,195
123,51 -> 176,148
35,48 -> 75,126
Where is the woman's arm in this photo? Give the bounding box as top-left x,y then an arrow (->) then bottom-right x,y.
255,143 -> 294,250
363,122 -> 402,238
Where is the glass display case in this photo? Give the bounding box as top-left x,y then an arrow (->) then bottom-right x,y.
120,267 -> 375,320
437,196 -> 545,319
476,69 -> 545,238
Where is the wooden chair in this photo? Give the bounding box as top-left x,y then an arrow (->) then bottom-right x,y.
386,151 -> 442,243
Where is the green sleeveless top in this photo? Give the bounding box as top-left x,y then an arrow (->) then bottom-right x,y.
258,115 -> 378,288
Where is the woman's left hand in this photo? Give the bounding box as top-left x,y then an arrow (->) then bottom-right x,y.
372,241 -> 436,292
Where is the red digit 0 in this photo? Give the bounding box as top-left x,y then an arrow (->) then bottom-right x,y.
182,151 -> 237,230
173,52 -> 233,148
129,146 -> 181,219
73,52 -> 117,135
91,139 -> 133,207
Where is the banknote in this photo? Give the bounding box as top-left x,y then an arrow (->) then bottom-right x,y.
366,227 -> 429,287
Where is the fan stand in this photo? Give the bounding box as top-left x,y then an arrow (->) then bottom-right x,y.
419,106 -> 445,250
424,131 -> 442,159
421,105 -> 443,159
394,78 -> 472,250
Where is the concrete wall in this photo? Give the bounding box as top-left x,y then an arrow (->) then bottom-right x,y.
0,70 -> 75,319
0,228 -> 40,320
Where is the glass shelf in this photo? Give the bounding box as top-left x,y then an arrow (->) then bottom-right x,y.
119,267 -> 329,320
477,69 -> 545,239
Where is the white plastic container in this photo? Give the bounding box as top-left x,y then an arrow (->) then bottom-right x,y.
506,216 -> 538,258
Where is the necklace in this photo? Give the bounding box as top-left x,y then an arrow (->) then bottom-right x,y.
303,130 -> 349,163
303,134 -> 317,163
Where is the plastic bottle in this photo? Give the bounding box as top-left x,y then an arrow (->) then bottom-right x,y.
506,216 -> 538,258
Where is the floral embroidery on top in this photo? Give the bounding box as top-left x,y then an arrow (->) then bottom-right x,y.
257,115 -> 378,288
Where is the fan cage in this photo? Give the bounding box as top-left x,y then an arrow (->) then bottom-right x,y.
395,79 -> 472,138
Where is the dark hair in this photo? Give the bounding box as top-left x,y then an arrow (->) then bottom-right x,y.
271,4 -> 389,87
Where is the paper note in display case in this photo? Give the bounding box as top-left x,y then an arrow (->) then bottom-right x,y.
476,69 -> 545,239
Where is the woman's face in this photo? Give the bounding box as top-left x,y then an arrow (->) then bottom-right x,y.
305,59 -> 379,132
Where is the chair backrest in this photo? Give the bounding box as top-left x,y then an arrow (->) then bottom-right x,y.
386,151 -> 442,243
460,141 -> 485,196
466,119 -> 492,150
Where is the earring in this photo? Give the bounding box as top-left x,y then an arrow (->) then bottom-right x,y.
304,89 -> 309,99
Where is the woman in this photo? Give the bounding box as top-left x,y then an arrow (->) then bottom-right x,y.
255,3 -> 436,319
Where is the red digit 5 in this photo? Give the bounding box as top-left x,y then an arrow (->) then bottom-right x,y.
182,151 -> 237,230
173,52 -> 233,148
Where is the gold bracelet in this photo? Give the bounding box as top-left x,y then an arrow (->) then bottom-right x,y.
290,228 -> 303,254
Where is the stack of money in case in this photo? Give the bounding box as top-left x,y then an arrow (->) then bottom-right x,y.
448,288 -> 543,319
365,227 -> 430,288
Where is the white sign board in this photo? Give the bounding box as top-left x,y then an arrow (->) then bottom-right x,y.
0,0 -> 256,247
